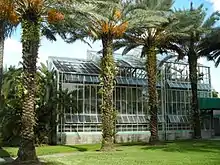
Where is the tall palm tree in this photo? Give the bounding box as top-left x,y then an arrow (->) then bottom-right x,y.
6,0 -> 64,163
163,3 -> 220,138
114,0 -> 189,143
50,1 -> 128,151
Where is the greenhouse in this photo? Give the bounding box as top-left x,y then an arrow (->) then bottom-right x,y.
47,50 -> 213,145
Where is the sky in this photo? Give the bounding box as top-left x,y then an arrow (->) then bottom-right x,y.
3,0 -> 220,92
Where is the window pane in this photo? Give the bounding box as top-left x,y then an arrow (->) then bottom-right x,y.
121,101 -> 126,114
91,101 -> 96,114
116,87 -> 120,100
127,88 -> 132,101
77,100 -> 83,113
121,88 -> 126,100
78,114 -> 84,122
84,100 -> 90,114
91,86 -> 96,99
127,102 -> 133,114
90,116 -> 97,123
132,88 -> 137,100
122,116 -> 129,123
84,86 -> 90,99
78,86 -> 84,99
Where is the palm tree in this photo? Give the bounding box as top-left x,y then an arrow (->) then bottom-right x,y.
113,0 -> 189,143
50,1 -> 128,151
0,0 -> 18,105
6,0 -> 64,163
163,3 -> 220,138
200,28 -> 220,67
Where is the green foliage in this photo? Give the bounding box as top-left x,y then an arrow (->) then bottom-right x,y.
212,90 -> 219,98
0,64 -> 73,146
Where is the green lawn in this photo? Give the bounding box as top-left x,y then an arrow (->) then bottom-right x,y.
0,144 -> 101,157
42,140 -> 220,165
1,140 -> 220,165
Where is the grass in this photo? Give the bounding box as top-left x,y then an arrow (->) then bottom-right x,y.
0,144 -> 101,158
42,140 -> 220,165
1,140 -> 220,165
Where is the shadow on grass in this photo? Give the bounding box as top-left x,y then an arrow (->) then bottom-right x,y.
60,145 -> 88,152
0,147 -> 14,163
117,142 -> 148,147
2,161 -> 65,165
141,140 -> 220,153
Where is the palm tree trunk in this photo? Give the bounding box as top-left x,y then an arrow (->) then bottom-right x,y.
146,45 -> 159,143
0,22 -> 4,101
100,35 -> 117,151
188,37 -> 201,139
15,19 -> 40,163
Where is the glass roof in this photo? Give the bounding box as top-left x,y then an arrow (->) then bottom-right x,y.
51,57 -> 100,75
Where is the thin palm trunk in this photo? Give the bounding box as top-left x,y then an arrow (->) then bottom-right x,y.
0,22 -> 4,98
146,45 -> 159,143
188,33 -> 201,139
100,35 -> 116,151
16,19 -> 40,163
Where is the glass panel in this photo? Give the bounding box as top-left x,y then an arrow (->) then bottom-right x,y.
138,116 -> 146,123
121,88 -> 126,100
65,114 -> 72,123
116,101 -> 120,112
121,101 -> 126,114
78,114 -> 84,122
78,86 -> 84,99
132,88 -> 137,100
116,88 -> 120,100
137,88 -> 142,100
77,100 -> 83,113
172,91 -> 176,102
127,88 -> 132,101
172,103 -> 177,114
85,115 -> 91,122
84,86 -> 90,99
132,102 -> 136,114
133,116 -> 138,123
127,102 -> 133,114
117,116 -> 123,123
91,102 -> 96,114
72,115 -> 79,123
168,115 -> 175,123
91,86 -> 96,99
84,99 -> 90,114
122,116 -> 129,123
97,115 -> 101,123
90,115 -> 98,123
128,116 -> 135,123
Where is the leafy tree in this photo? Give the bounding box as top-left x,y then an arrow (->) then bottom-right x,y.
4,0 -> 64,163
212,90 -> 219,98
113,0 -> 189,143
0,64 -> 75,146
51,0 -> 128,151
164,3 -> 220,138
0,0 -> 18,105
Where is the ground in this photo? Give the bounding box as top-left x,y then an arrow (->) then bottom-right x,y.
1,140 -> 220,165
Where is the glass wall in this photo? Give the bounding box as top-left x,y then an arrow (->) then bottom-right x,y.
56,57 -> 212,133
